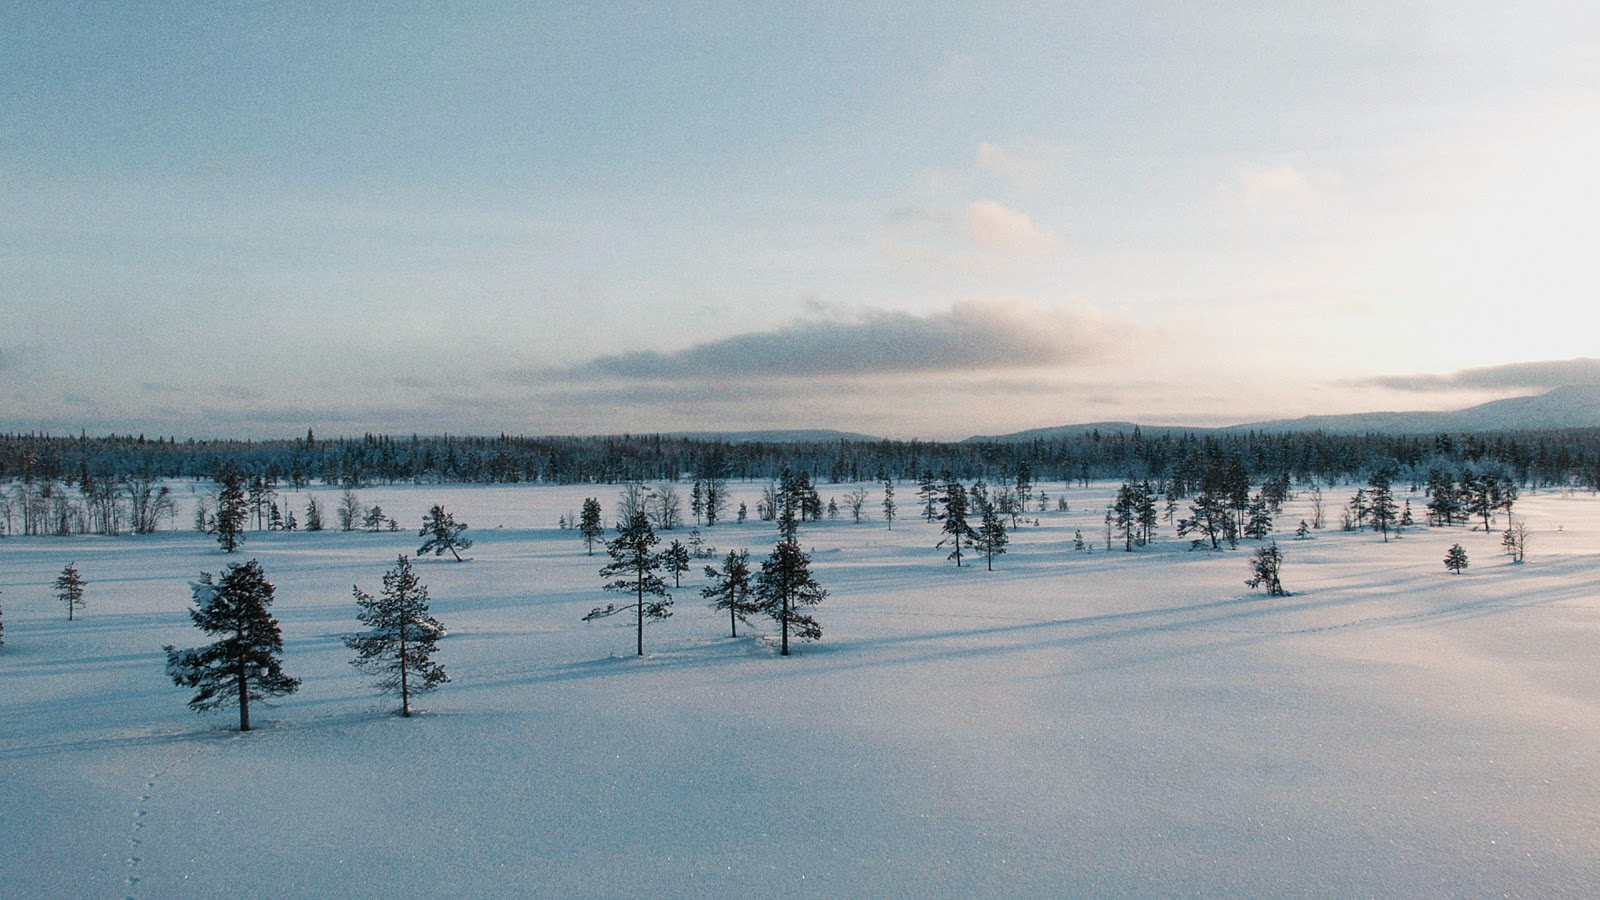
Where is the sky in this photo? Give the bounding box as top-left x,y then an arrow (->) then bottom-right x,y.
3,2 -> 1599,440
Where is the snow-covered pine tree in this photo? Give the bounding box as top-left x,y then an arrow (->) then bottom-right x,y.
1445,543 -> 1469,574
584,509 -> 672,656
754,537 -> 826,656
881,478 -> 896,531
665,539 -> 690,588
417,505 -> 472,561
304,496 -> 324,531
164,560 -> 299,731
214,466 -> 248,552
580,497 -> 604,555
938,481 -> 976,567
974,497 -> 1008,570
1243,493 -> 1274,540
345,554 -> 448,717
54,562 -> 86,621
1367,470 -> 1397,542
702,549 -> 757,638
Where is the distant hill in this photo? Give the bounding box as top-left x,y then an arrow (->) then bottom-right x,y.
657,429 -> 881,444
968,385 -> 1600,442
965,422 -> 1215,443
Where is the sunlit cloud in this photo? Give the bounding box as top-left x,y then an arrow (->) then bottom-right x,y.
966,201 -> 1058,255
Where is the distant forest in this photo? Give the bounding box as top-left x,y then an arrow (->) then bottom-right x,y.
3,427 -> 1599,492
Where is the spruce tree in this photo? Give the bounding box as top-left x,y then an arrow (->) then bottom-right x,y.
584,510 -> 672,656
1367,470 -> 1397,541
214,466 -> 248,553
754,538 -> 826,656
881,478 -> 896,531
345,555 -> 448,717
938,481 -> 976,567
164,560 -> 299,731
1445,543 -> 1469,574
55,562 -> 86,621
579,498 -> 604,555
974,498 -> 1009,570
702,549 -> 757,638
304,496 -> 325,532
665,539 -> 690,588
417,505 -> 473,561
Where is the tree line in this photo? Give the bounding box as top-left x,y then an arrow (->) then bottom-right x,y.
5,427 -> 1600,497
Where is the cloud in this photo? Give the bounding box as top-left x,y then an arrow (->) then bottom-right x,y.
1364,358 -> 1600,392
1235,164 -> 1337,227
549,298 -> 1122,382
966,200 -> 1057,255
975,143 -> 1065,193
884,201 -> 1058,268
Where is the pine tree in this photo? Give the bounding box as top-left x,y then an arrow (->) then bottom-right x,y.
579,497 -> 604,555
363,505 -> 388,532
702,549 -> 757,638
754,538 -> 826,656
1444,543 -> 1469,574
1245,542 -> 1288,596
417,505 -> 472,561
917,470 -> 939,521
974,498 -> 1009,570
55,562 -> 86,621
345,555 -> 448,717
304,496 -> 324,532
1367,470 -> 1397,542
164,560 -> 300,731
881,477 -> 896,531
214,466 -> 248,552
584,510 -> 672,656
1112,483 -> 1138,550
665,539 -> 690,588
1425,469 -> 1460,527
938,481 -> 976,567
1501,516 -> 1529,563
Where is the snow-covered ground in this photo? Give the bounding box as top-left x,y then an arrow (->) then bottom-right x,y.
4,481 -> 1600,897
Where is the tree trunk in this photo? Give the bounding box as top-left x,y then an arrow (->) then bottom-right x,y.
399,620 -> 411,717
636,577 -> 644,657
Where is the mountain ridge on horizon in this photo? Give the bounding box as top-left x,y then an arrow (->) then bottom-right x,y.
963,384 -> 1600,443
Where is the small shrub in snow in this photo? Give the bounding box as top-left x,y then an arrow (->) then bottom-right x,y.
1246,543 -> 1288,596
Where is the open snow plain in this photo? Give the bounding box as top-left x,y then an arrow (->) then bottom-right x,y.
4,481 -> 1600,897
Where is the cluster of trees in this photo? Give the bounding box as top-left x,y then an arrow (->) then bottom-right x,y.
164,555 -> 447,730
0,475 -> 174,537
584,469 -> 828,657
8,426 -> 1600,495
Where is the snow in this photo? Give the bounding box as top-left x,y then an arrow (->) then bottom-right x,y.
5,481 -> 1600,896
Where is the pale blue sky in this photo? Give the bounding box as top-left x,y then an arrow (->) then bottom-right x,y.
4,2 -> 1598,438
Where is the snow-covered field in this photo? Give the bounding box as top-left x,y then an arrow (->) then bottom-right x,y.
4,480 -> 1600,897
